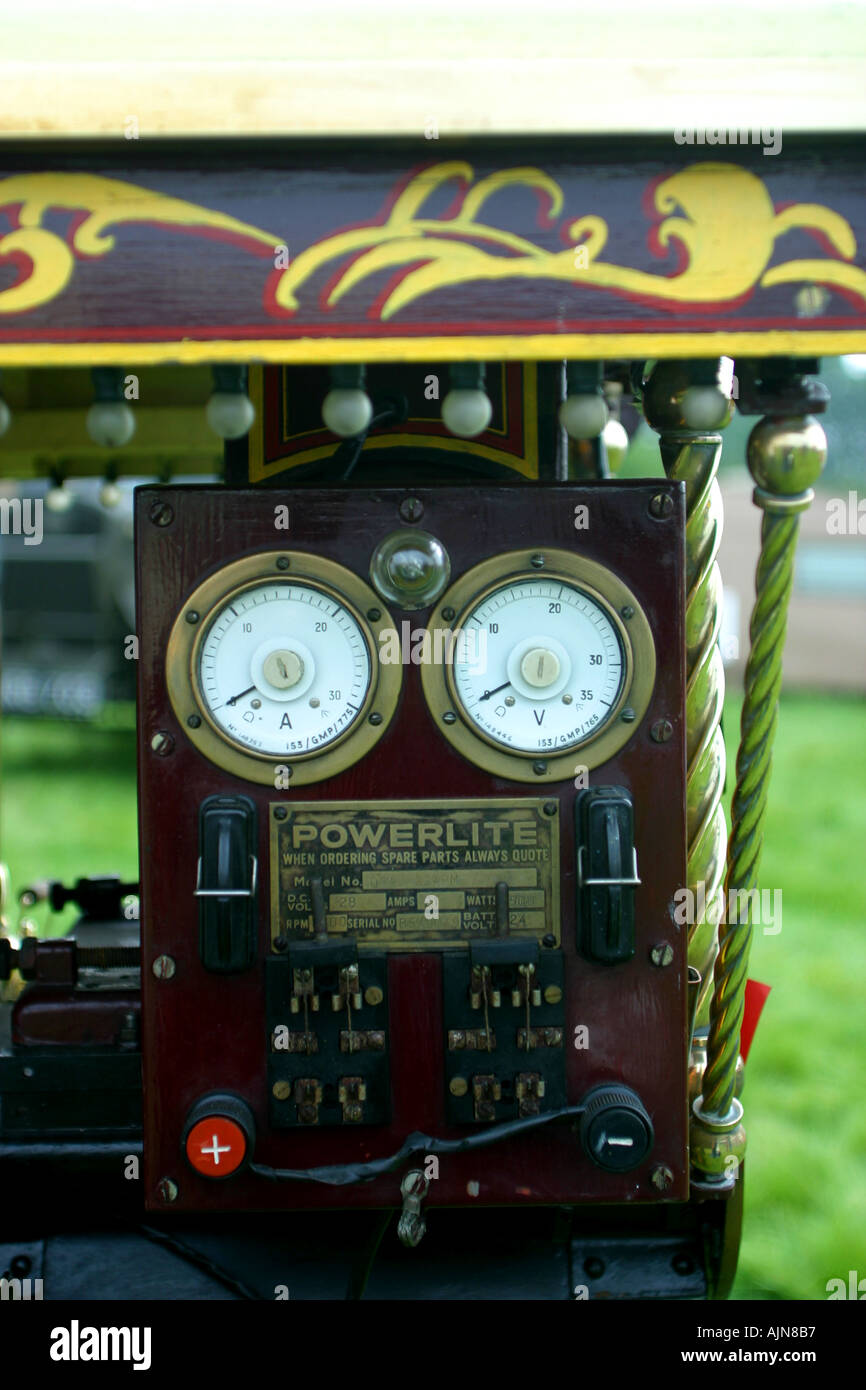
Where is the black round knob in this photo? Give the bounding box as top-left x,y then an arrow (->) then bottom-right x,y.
579,1085 -> 653,1172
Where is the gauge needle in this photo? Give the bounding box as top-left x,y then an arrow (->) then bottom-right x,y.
478,681 -> 511,702
225,685 -> 256,707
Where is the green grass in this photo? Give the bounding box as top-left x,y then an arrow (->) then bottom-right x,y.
721,691 -> 866,1300
1,693 -> 864,1299
0,713 -> 139,936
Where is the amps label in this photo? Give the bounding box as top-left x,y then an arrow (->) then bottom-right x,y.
269,798 -> 560,949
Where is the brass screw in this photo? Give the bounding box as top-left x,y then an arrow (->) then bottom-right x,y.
399,496 -> 424,523
543,801 -> 558,816
276,556 -> 290,570
649,493 -> 674,520
364,986 -> 383,1006
272,1081 -> 291,1101
443,711 -> 457,724
149,500 -> 174,528
274,806 -> 288,820
369,713 -> 383,726
532,760 -> 547,775
543,985 -> 563,1005
367,608 -> 381,622
621,707 -> 636,723
530,553 -> 545,568
152,954 -> 176,980
158,1177 -> 178,1202
650,1164 -> 675,1192
150,731 -> 174,756
185,610 -> 199,624
449,1077 -> 469,1097
621,605 -> 634,620
650,943 -> 674,967
651,718 -> 674,743
441,607 -> 456,622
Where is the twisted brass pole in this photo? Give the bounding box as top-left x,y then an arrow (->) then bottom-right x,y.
644,363 -> 733,1034
701,411 -> 827,1123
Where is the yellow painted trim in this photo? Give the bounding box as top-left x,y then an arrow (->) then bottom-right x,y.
1,332 -> 866,369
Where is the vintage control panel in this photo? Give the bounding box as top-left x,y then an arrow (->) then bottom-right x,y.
136,483 -> 687,1212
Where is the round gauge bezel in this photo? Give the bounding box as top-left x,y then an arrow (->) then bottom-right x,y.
421,548 -> 656,783
165,551 -> 402,786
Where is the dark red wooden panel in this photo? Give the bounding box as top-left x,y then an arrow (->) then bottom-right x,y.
136,482 -> 687,1212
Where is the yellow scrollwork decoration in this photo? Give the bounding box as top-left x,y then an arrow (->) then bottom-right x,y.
275,161 -> 866,318
0,173 -> 279,315
1,163 -> 864,322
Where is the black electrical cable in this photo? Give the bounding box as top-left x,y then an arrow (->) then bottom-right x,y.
138,1223 -> 263,1301
334,409 -> 393,481
346,1209 -> 394,1301
250,1105 -> 586,1186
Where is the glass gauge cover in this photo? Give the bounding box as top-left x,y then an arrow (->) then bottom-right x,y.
199,581 -> 371,757
420,548 -> 656,783
452,577 -> 625,753
165,552 -> 401,786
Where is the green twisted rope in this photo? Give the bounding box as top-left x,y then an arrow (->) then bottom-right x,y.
660,436 -> 727,1028
702,508 -> 799,1116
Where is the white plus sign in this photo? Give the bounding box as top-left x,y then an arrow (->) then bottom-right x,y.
200,1133 -> 232,1165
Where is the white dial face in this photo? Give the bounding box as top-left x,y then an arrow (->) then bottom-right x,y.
451,578 -> 625,753
198,582 -> 372,756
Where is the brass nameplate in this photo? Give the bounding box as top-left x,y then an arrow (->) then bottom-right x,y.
269,799 -> 560,950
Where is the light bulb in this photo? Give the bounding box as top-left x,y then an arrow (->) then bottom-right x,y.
99,480 -> 122,508
321,388 -> 373,438
602,418 -> 629,473
86,401 -> 136,448
45,483 -> 73,513
559,394 -> 609,440
441,388 -> 492,438
205,391 -> 256,440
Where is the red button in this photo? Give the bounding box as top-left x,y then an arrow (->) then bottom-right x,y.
185,1115 -> 247,1177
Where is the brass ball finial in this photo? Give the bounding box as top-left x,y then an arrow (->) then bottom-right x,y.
746,415 -> 827,500
643,360 -> 735,434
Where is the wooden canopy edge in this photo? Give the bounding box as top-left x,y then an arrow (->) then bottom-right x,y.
1,60 -> 865,138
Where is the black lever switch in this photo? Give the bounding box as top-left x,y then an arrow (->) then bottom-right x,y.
576,786 -> 639,964
196,795 -> 258,973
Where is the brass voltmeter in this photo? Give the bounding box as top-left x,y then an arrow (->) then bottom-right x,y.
165,551 -> 401,785
421,548 -> 656,782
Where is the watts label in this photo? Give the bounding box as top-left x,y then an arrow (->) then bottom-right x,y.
270,799 -> 560,949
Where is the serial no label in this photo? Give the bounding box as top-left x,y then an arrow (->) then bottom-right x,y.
269,799 -> 560,949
